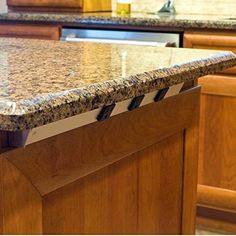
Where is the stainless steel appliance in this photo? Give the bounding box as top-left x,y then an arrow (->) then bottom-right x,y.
61,28 -> 181,47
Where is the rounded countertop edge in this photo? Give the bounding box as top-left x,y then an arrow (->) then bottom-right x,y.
0,51 -> 236,132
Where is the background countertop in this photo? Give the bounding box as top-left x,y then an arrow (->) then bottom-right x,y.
0,12 -> 235,31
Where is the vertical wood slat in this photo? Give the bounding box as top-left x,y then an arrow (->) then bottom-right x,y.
181,89 -> 200,234
137,132 -> 184,234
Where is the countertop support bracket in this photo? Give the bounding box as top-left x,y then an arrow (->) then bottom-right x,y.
7,82 -> 185,148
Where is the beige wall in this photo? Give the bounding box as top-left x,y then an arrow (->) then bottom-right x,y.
0,0 -> 7,12
112,0 -> 236,15
0,0 -> 234,15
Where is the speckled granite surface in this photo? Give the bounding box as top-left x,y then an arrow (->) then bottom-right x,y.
0,38 -> 236,131
0,12 -> 235,31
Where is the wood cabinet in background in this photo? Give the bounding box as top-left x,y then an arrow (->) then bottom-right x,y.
7,0 -> 112,12
184,31 -> 236,233
184,31 -> 236,74
0,23 -> 61,40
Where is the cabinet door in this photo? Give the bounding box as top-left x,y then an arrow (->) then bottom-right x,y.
198,75 -> 236,190
0,24 -> 60,40
184,31 -> 236,75
7,0 -> 111,12
184,31 -> 236,233
7,0 -> 82,8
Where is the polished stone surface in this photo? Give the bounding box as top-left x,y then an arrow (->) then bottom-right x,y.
0,38 -> 236,131
0,12 -> 235,30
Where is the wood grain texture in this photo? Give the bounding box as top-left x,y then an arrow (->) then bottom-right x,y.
7,0 -> 111,12
197,94 -> 236,233
3,88 -> 200,196
198,185 -> 236,212
0,87 -> 200,234
82,0 -> 111,12
0,157 -> 42,234
137,132 -> 183,234
181,90 -> 200,234
197,216 -> 236,233
184,30 -> 236,233
184,31 -> 236,75
0,23 -> 60,40
8,0 -> 82,7
199,74 -> 236,97
199,94 -> 236,190
43,155 -> 138,234
43,132 -> 184,234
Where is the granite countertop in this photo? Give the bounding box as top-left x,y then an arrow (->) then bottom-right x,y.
0,12 -> 235,30
0,38 -> 236,131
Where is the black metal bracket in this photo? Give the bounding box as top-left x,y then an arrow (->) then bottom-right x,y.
97,104 -> 116,122
154,88 -> 169,102
128,95 -> 145,111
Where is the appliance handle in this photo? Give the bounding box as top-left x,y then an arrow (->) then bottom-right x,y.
64,37 -> 176,47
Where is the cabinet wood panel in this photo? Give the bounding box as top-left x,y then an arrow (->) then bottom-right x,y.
0,87 -> 200,234
197,92 -> 236,233
198,74 -> 236,97
197,217 -> 236,233
184,31 -> 236,75
198,185 -> 236,213
199,94 -> 236,191
44,133 -> 183,234
0,24 -> 60,40
3,89 -> 199,196
184,30 -> 236,233
0,158 -> 42,234
7,0 -> 112,12
8,0 -> 82,7
197,185 -> 236,233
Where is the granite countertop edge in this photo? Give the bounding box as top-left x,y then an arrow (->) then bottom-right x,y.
1,51 -> 236,132
0,13 -> 235,30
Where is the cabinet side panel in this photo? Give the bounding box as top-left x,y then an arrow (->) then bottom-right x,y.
137,132 -> 184,234
199,95 -> 236,190
2,158 -> 43,234
43,132 -> 184,234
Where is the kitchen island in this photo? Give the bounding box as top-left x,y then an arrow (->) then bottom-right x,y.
0,38 -> 236,234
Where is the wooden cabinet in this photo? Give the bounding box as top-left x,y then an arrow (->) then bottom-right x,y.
184,31 -> 236,233
0,23 -> 60,40
7,0 -> 112,12
184,31 -> 236,75
0,88 -> 200,234
8,0 -> 82,8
